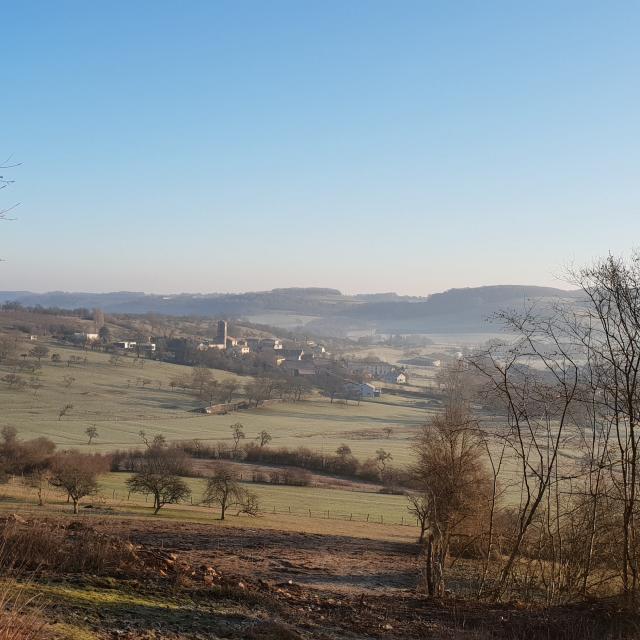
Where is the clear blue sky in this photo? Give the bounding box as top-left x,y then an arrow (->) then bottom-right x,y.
2,1 -> 639,295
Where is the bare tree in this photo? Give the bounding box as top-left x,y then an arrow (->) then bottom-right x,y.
58,403 -> 74,421
230,422 -> 245,456
407,493 -> 430,544
567,253 -> 640,601
191,365 -> 213,399
409,384 -> 491,597
27,466 -> 51,506
256,430 -> 272,447
202,464 -> 259,520
469,306 -> 580,597
336,444 -> 352,459
219,378 -> 240,403
126,446 -> 192,514
244,377 -> 276,407
48,452 -> 108,513
29,345 -> 49,363
85,425 -> 98,445
375,449 -> 392,478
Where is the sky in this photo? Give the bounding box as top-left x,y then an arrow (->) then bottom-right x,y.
1,1 -> 639,296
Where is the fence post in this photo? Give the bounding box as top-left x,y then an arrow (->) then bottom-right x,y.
366,514 -> 369,522
309,509 -> 312,517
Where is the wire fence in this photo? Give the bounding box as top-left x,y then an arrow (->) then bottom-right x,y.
3,478 -> 418,529
105,488 -> 419,528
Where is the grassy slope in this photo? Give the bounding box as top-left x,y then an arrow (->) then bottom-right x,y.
99,472 -> 412,524
1,338 -> 427,537
1,341 -> 430,464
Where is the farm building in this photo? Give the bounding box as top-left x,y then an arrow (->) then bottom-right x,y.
344,360 -> 395,377
383,371 -> 408,384
344,382 -> 380,398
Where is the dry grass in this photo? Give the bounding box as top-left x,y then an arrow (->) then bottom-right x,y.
0,532 -> 46,640
0,516 -> 139,575
0,580 -> 44,640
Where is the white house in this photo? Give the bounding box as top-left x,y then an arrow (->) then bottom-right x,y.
382,371 -> 408,384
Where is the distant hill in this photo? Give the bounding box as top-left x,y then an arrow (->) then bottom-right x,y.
334,285 -> 582,333
0,285 -> 581,336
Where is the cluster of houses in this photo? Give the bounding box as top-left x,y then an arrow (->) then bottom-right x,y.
337,360 -> 409,398
197,321 -> 327,363
113,340 -> 156,353
70,331 -> 158,354
70,320 -> 409,401
193,323 -> 409,397
342,359 -> 408,384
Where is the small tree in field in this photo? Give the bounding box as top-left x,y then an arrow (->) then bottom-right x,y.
230,422 -> 245,457
375,449 -> 392,478
48,452 -> 108,513
256,430 -> 271,448
202,465 -> 259,520
29,345 -> 49,363
126,447 -> 191,514
219,378 -> 240,403
85,425 -> 98,445
58,403 -> 73,420
27,467 -> 51,506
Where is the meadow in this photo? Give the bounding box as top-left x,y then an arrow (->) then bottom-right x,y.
1,340 -> 431,465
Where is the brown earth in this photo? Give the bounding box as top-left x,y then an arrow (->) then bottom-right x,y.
3,515 -> 637,640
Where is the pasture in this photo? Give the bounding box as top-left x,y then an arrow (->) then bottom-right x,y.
1,340 -> 431,465
0,472 -> 418,542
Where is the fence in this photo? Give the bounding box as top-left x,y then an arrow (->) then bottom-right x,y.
105,488 -> 419,528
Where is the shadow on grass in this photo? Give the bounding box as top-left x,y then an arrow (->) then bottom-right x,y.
27,579 -> 262,637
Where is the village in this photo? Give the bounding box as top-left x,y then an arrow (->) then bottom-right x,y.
66,319 -> 411,402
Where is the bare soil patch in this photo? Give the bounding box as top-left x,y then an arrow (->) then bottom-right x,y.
3,515 -> 639,639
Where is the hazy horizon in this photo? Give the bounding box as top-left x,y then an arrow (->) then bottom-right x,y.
1,281 -> 578,299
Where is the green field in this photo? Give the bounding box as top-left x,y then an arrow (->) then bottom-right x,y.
98,472 -> 413,525
1,340 -> 431,465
